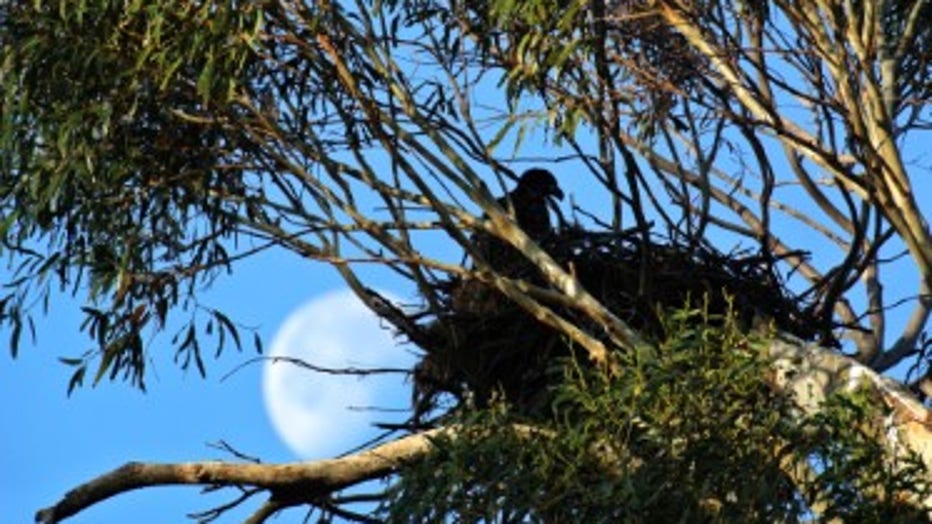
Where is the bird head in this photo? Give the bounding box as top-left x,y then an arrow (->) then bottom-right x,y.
517,168 -> 564,201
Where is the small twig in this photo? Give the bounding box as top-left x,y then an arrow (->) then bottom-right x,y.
188,487 -> 263,523
221,355 -> 410,382
243,500 -> 287,524
318,499 -> 383,523
207,440 -> 262,464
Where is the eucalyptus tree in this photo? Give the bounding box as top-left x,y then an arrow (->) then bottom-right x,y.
3,0 -> 932,522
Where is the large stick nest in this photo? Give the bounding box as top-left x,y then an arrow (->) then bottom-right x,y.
405,227 -> 825,420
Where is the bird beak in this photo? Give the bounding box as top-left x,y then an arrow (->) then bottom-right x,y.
552,187 -> 565,201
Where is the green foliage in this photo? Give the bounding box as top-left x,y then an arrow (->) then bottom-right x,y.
796,391 -> 932,522
0,0 -> 264,388
451,0 -> 701,139
383,306 -> 929,522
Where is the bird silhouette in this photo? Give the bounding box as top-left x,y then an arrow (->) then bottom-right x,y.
442,169 -> 566,410
472,168 -> 564,273
497,168 -> 564,241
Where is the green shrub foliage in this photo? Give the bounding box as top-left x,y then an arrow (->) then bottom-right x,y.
384,305 -> 929,523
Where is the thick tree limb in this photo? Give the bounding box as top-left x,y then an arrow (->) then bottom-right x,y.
35,427 -> 449,523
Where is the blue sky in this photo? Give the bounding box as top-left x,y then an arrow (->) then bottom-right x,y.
0,245 -> 390,522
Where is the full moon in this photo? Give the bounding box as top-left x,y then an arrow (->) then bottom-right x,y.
262,289 -> 413,459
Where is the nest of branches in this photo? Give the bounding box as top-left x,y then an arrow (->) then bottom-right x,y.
405,227 -> 825,420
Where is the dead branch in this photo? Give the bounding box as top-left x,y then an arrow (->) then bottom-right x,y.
35,427 -> 450,524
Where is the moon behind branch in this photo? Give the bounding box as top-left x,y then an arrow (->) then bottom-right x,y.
262,289 -> 410,459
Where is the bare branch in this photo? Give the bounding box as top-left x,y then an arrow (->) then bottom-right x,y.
35,427 -> 452,524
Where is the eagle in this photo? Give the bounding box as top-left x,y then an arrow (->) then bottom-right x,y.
498,168 -> 565,241
472,168 -> 565,274
428,169 -> 566,413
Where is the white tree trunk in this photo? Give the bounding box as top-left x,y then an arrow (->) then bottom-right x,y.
770,334 -> 932,511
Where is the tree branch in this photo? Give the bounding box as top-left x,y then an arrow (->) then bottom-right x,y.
35,427 -> 450,523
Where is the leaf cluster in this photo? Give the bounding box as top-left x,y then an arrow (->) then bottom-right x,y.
1,0 -> 264,388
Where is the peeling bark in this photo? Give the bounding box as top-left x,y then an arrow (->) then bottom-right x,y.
770,334 -> 932,511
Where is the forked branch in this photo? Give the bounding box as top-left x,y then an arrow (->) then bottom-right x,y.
35,427 -> 449,524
